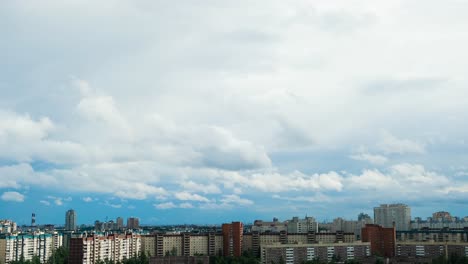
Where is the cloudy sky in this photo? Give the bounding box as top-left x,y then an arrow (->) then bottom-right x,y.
1,0 -> 468,226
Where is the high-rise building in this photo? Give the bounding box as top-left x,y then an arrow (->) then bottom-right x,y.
31,213 -> 36,227
116,217 -> 124,230
361,224 -> 396,258
127,217 -> 140,229
65,209 -> 77,231
222,222 -> 243,257
374,204 -> 411,231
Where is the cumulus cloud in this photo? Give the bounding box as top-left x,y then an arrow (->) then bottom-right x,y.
1,191 -> 25,202
346,163 -> 450,196
0,110 -> 53,141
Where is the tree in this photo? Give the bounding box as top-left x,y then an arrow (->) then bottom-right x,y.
47,247 -> 69,264
344,260 -> 361,264
31,256 -> 41,264
170,247 -> 178,256
302,258 -> 320,264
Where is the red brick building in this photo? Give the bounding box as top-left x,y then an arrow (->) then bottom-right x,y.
361,224 -> 396,258
222,222 -> 243,257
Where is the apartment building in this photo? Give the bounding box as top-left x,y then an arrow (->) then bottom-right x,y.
374,204 -> 411,231
243,231 -> 355,257
141,228 -> 356,259
222,222 -> 243,257
0,220 -> 17,234
395,242 -> 468,262
361,224 -> 396,258
142,233 -> 223,257
68,234 -> 141,264
260,242 -> 371,264
0,233 -> 62,264
252,219 -> 287,233
397,229 -> 468,243
287,217 -> 317,234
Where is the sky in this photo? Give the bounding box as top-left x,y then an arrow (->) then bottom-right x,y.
1,0 -> 468,226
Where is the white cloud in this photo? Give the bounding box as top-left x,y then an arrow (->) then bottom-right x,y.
103,200 -> 122,208
46,195 -> 72,206
179,202 -> 193,209
1,191 -> 25,202
82,197 -> 93,202
346,163 -> 450,197
350,152 -> 388,165
220,194 -> 253,206
247,170 -> 343,192
180,181 -> 221,194
377,132 -> 425,154
174,192 -> 210,202
0,110 -> 54,142
154,202 -> 194,210
154,202 -> 176,210
40,200 -> 51,206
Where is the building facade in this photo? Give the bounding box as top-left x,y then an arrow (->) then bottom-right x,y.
361,224 -> 396,258
287,217 -> 317,234
261,242 -> 371,264
0,233 -> 62,264
395,242 -> 468,262
65,210 -> 77,231
374,204 -> 411,231
116,217 -> 124,230
0,220 -> 17,234
68,234 -> 141,264
141,230 -> 357,259
252,219 -> 287,233
397,228 -> 468,243
222,222 -> 243,257
127,218 -> 140,230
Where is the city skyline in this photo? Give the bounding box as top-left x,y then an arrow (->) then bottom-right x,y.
3,205 -> 468,227
2,1 -> 468,225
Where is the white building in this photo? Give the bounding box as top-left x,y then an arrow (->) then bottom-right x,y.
0,220 -> 17,234
69,234 -> 141,264
0,232 -> 62,264
287,217 -> 317,233
374,204 -> 411,231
